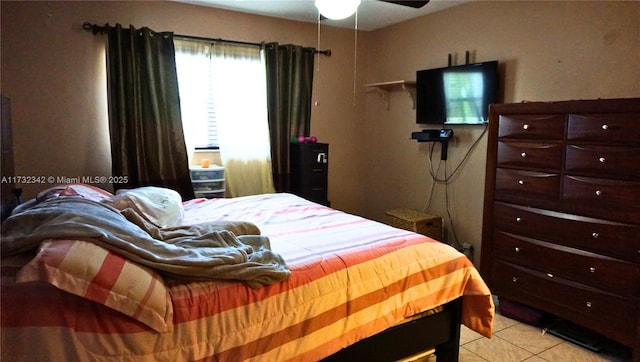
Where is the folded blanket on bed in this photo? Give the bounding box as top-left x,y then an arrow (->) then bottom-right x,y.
0,197 -> 290,288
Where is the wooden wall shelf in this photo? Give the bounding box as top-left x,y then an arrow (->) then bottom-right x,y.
364,80 -> 416,110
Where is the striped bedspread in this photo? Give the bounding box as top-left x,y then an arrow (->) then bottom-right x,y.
1,193 -> 493,361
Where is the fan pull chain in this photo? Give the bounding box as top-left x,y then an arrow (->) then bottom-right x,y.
353,9 -> 358,106
316,12 -> 321,72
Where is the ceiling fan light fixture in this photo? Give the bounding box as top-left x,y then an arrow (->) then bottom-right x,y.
315,0 -> 361,20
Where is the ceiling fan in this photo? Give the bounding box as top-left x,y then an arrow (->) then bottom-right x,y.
380,0 -> 430,9
316,0 -> 430,21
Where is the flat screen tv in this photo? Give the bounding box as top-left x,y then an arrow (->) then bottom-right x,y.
416,61 -> 498,125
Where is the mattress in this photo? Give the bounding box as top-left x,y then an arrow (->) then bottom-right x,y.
1,192 -> 493,361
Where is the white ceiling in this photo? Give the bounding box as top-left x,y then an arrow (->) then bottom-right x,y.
175,0 -> 470,31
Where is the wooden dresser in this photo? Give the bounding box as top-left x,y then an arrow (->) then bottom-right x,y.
480,98 -> 640,359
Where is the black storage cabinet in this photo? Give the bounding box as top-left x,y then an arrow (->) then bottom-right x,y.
290,142 -> 329,206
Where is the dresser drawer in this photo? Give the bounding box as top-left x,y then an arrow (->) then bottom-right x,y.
290,143 -> 329,166
495,168 -> 560,201
291,167 -> 328,185
497,141 -> 563,170
565,145 -> 640,180
290,168 -> 327,200
194,190 -> 225,199
192,180 -> 224,192
491,261 -> 637,342
562,175 -> 640,224
294,185 -> 328,205
498,114 -> 565,140
567,113 -> 640,146
493,202 -> 640,263
493,231 -> 640,296
190,166 -> 224,180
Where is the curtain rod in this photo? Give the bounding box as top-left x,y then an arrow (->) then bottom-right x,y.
82,22 -> 332,56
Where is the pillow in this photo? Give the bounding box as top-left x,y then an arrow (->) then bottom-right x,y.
16,239 -> 173,333
36,184 -> 113,202
102,186 -> 184,228
59,184 -> 114,201
11,184 -> 113,216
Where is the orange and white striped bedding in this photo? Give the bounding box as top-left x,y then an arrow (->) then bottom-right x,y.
1,192 -> 493,361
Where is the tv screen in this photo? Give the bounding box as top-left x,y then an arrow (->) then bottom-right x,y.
416,61 -> 498,125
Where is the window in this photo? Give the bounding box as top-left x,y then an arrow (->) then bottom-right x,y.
174,40 -> 219,149
174,39 -> 271,160
174,39 -> 275,196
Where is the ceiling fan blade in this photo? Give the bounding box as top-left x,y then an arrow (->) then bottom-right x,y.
379,0 -> 430,9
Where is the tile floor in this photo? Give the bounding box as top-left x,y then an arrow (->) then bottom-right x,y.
457,312 -> 630,362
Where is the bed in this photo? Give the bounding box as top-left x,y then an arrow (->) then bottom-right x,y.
1,184 -> 493,361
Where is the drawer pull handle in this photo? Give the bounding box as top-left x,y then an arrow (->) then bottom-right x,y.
516,217 -> 522,223
601,124 -> 608,130
595,190 -> 602,196
523,124 -> 529,130
589,266 -> 596,273
520,152 -> 527,158
546,273 -> 554,278
598,157 -> 606,163
591,232 -> 599,239
518,180 -> 525,185
512,277 -> 518,283
586,301 -> 592,308
514,247 -> 520,253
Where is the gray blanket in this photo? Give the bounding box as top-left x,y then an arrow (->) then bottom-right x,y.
0,197 -> 290,288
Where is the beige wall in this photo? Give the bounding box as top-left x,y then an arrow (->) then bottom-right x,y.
365,1 -> 639,265
2,1 -> 639,266
0,0 -> 369,214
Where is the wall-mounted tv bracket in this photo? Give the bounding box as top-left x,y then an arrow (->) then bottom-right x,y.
411,129 -> 454,160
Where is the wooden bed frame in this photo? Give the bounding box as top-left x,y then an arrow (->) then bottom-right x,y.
322,298 -> 462,362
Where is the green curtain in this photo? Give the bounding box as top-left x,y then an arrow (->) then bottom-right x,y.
264,43 -> 315,193
106,24 -> 194,200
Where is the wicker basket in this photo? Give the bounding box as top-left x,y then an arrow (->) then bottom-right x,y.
385,208 -> 444,241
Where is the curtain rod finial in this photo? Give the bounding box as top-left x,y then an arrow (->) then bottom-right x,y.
82,22 -> 108,35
